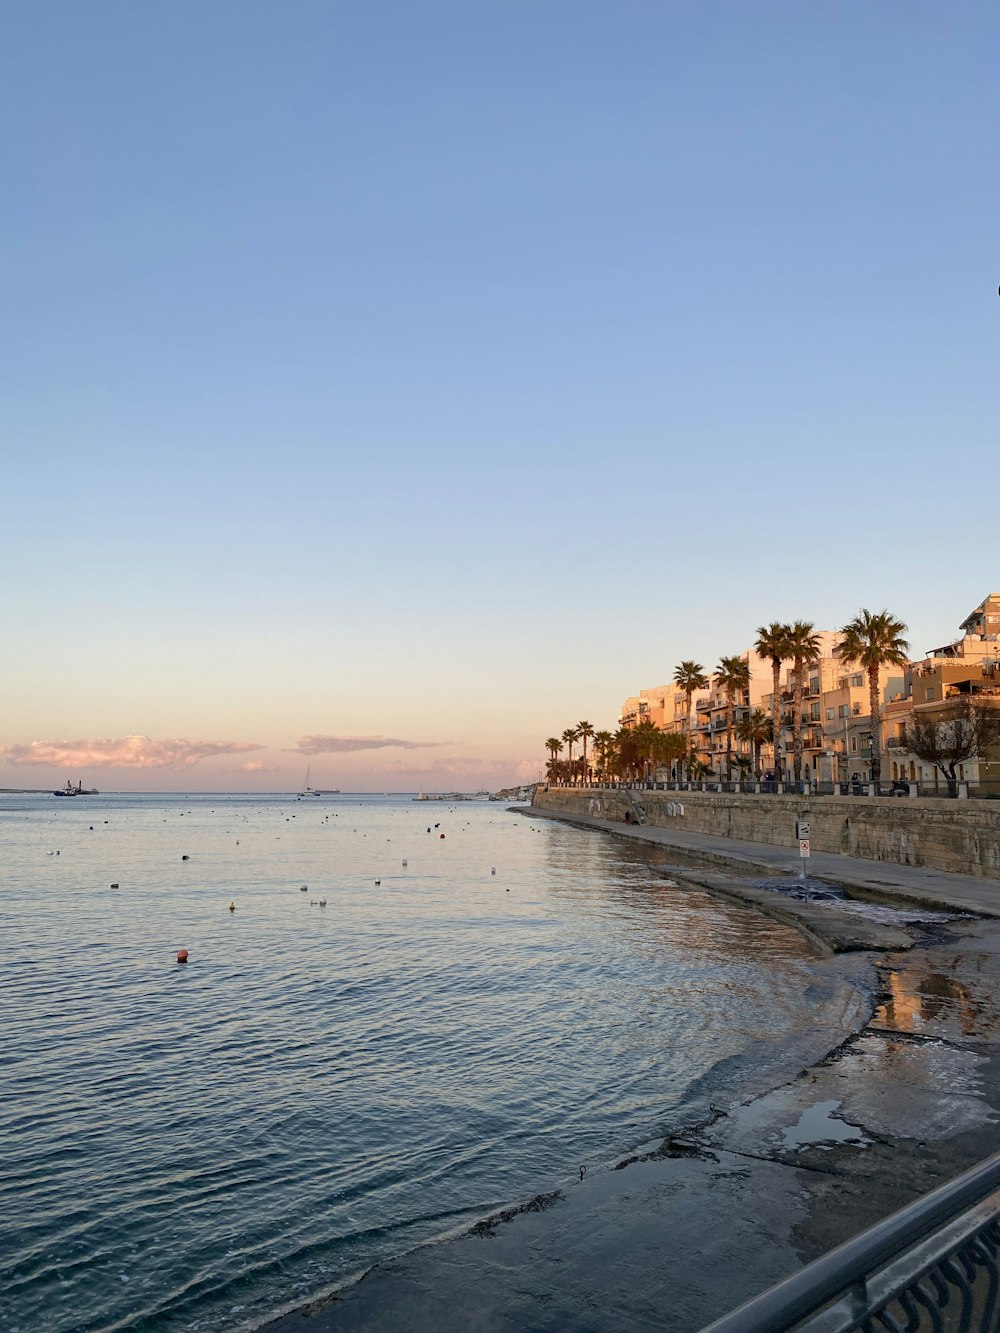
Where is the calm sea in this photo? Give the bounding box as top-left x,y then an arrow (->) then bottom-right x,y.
1,793 -> 871,1331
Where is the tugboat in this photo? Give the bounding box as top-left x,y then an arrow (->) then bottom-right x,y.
53,779 -> 99,797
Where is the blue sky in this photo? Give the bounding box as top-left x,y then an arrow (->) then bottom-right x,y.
2,1 -> 998,790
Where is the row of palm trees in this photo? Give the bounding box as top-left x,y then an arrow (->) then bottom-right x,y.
546,608 -> 910,788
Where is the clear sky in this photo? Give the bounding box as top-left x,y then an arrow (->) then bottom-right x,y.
2,1 -> 997,792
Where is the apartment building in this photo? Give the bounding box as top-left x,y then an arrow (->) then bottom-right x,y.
888,594 -> 1000,789
619,684 -> 687,733
617,595 -> 1000,787
620,651 -> 772,774
762,635 -> 905,785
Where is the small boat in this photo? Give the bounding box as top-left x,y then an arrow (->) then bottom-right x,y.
53,779 -> 99,797
296,768 -> 339,798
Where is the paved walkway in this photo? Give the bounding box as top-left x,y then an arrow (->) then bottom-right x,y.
520,804 -> 1000,918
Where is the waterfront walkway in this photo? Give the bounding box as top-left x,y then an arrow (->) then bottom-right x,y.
522,803 -> 1000,918
270,807 -> 1000,1333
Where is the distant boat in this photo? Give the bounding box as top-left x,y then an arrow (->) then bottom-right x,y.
297,768 -> 338,798
53,779 -> 99,797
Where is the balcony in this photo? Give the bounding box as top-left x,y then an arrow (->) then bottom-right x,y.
886,737 -> 908,749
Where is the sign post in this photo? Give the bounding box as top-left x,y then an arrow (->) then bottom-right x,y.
795,818 -> 810,887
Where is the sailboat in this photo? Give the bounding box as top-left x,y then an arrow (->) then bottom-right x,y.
297,767 -> 325,794
297,767 -> 341,794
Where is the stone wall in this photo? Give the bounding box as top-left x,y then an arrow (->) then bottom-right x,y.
533,787 -> 1000,881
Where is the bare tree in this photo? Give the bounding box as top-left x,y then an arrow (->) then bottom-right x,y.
905,697 -> 1000,795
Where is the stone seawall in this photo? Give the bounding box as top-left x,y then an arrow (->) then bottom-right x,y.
533,787 -> 1000,881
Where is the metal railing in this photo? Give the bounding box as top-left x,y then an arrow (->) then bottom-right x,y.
702,1151 -> 1000,1333
543,781 -> 1000,801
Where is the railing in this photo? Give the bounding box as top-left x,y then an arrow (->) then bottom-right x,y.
545,781 -> 1000,800
701,1151 -> 1000,1333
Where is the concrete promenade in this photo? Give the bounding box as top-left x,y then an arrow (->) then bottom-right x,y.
524,801 -> 1000,919
268,806 -> 1000,1333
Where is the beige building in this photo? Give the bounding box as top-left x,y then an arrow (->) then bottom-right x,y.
616,596 -> 1000,789
889,594 -> 1000,791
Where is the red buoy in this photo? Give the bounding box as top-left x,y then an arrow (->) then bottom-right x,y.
440,833 -> 445,839
176,949 -> 189,964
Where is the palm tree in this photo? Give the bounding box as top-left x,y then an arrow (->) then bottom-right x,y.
786,621 -> 822,784
715,654 -> 752,782
631,719 -> 661,784
755,623 -> 792,783
835,610 -> 910,786
614,725 -> 641,784
576,721 -> 595,786
736,709 -> 772,780
561,727 -> 580,785
658,730 -> 689,783
593,729 -> 614,783
673,661 -> 709,782
549,735 -> 565,778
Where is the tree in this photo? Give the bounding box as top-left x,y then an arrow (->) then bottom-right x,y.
630,719 -> 661,784
561,727 -> 580,785
592,729 -> 614,783
545,737 -> 563,776
658,730 -> 689,781
614,725 -> 641,784
736,708 -> 772,780
755,623 -> 792,782
903,698 -> 1000,795
673,661 -> 709,782
835,610 -> 910,785
715,654 -> 752,782
786,621 -> 822,784
576,720 -> 595,785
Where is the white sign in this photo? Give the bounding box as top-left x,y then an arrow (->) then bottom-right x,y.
796,820 -> 810,839
799,838 -> 811,857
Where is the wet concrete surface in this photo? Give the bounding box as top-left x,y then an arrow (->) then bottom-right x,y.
263,834 -> 1000,1333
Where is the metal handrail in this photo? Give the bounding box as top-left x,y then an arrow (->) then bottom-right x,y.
701,1152 -> 1000,1333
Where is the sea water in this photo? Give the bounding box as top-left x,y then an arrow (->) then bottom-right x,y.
0,793 -> 870,1331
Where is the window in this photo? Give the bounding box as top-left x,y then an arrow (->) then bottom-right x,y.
926,687 -> 935,701
851,674 -> 863,687
826,707 -> 835,720
809,676 -> 820,695
810,703 -> 821,720
853,703 -> 862,715
851,736 -> 858,751
838,704 -> 849,718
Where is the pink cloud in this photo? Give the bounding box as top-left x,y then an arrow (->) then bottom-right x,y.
0,735 -> 264,770
293,734 -> 449,755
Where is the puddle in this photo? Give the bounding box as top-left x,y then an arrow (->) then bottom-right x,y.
752,878 -> 960,929
873,969 -> 998,1040
781,1099 -> 868,1150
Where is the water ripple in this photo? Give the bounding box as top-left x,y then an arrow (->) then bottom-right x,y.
0,793 -> 865,1330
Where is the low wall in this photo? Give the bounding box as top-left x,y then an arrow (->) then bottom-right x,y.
533,787 -> 1000,881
